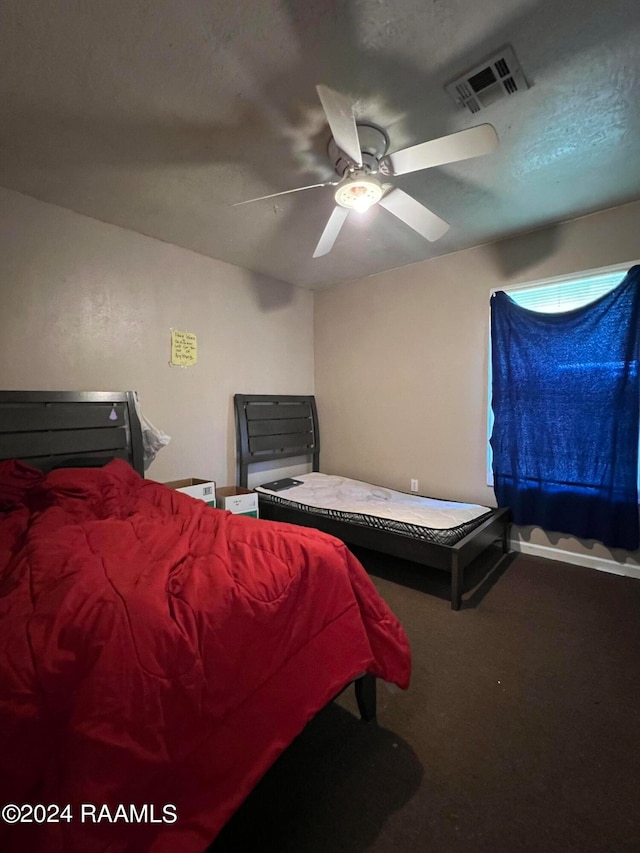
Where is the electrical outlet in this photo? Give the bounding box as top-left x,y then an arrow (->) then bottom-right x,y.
410,479 -> 419,492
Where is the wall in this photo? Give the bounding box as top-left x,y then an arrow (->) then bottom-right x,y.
314,199 -> 640,572
0,187 -> 314,485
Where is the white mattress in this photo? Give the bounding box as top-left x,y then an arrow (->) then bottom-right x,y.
256,472 -> 490,531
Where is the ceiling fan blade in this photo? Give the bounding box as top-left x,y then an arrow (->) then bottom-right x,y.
316,85 -> 362,167
231,180 -> 337,206
379,188 -> 450,242
387,124 -> 499,176
313,206 -> 350,258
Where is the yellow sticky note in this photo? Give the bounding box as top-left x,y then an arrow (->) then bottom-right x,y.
170,329 -> 197,366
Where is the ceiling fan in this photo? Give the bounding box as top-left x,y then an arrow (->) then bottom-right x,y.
233,85 -> 499,258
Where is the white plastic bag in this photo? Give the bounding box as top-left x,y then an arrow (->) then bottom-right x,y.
134,394 -> 171,470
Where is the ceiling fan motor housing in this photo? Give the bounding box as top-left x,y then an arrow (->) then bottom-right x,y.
328,122 -> 389,177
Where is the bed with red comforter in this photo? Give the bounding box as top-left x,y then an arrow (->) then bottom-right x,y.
0,458 -> 411,853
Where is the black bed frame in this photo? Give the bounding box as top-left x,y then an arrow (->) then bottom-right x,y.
0,390 -> 144,475
0,389 -> 376,722
234,393 -> 511,610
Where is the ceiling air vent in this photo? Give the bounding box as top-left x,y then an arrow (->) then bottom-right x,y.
445,45 -> 528,114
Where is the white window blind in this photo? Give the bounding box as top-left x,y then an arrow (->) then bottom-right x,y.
506,268 -> 629,312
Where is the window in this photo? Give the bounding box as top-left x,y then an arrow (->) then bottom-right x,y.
487,262 -> 639,485
487,262 -> 640,549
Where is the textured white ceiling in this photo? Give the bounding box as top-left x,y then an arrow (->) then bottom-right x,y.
1,0 -> 639,288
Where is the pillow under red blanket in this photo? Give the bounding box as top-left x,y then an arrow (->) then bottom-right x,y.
0,459 -> 44,511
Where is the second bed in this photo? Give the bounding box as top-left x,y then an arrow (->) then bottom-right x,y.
235,394 -> 510,610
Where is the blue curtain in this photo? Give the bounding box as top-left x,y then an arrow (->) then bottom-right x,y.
490,265 -> 640,550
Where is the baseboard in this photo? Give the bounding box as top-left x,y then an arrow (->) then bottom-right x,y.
509,538 -> 640,580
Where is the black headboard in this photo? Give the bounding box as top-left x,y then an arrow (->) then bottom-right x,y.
0,390 -> 144,476
234,394 -> 320,487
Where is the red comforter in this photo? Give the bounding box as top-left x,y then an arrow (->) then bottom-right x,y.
0,459 -> 410,852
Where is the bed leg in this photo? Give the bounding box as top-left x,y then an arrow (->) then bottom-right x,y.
502,521 -> 510,554
451,555 -> 462,611
354,674 -> 377,723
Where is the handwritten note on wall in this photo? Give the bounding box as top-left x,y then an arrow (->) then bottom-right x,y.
170,330 -> 197,367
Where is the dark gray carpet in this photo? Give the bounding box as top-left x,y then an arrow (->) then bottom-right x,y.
209,549 -> 640,852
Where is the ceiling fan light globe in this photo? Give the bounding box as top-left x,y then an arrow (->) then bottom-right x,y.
334,176 -> 383,210
353,197 -> 375,213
